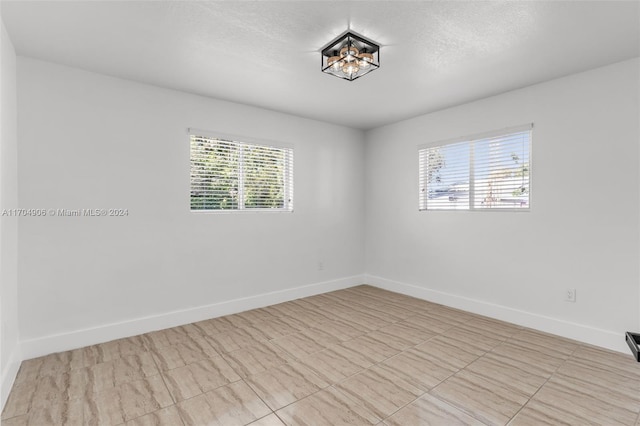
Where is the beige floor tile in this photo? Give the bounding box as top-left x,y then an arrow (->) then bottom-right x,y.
403,314 -> 455,334
125,405 -> 184,425
444,326 -> 505,352
101,335 -> 149,359
2,381 -> 34,419
508,400 -> 589,426
272,330 -> 337,359
341,335 -> 400,363
86,352 -> 158,394
251,317 -> 302,339
509,329 -> 578,358
176,381 -> 270,426
555,358 -> 640,399
300,328 -> 341,347
192,317 -> 239,336
348,303 -> 406,324
274,314 -> 309,332
0,415 -> 27,426
84,335 -> 149,365
246,361 -> 329,410
162,356 -> 241,402
285,308 -> 333,328
341,289 -> 383,303
413,335 -> 485,370
6,286 -> 640,426
295,298 -> 326,310
297,345 -> 372,384
311,319 -> 368,342
223,342 -> 292,378
276,386 -> 380,426
13,350 -> 83,385
535,374 -> 640,418
207,326 -> 270,353
332,310 -> 393,331
385,393 -> 486,426
235,308 -> 278,324
571,344 -> 640,380
376,321 -> 437,345
302,293 -> 340,307
335,365 -> 423,418
464,353 -> 548,397
143,326 -> 206,350
315,303 -> 359,319
84,375 -> 173,425
151,338 -> 219,371
511,394 -> 636,426
81,345 -> 108,367
419,307 -> 475,325
460,317 -> 522,340
224,313 -> 256,328
327,287 -> 371,300
264,301 -> 309,317
337,295 -> 387,310
368,303 -> 417,320
1,369 -> 86,419
430,370 -> 529,425
12,359 -> 42,386
365,328 -> 420,352
30,369 -> 87,409
379,348 -> 457,391
248,413 -> 287,425
386,297 -> 441,314
489,341 -> 566,374
482,346 -> 556,379
6,398 -> 84,426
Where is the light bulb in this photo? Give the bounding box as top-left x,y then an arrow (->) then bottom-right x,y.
357,53 -> 373,69
339,45 -> 359,59
327,56 -> 343,72
342,62 -> 359,76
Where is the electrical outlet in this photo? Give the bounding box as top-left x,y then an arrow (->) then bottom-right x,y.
565,288 -> 576,303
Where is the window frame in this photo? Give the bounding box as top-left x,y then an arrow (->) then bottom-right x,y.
189,128 -> 294,213
418,123 -> 533,212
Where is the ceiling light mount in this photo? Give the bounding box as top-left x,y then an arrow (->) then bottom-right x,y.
321,31 -> 380,81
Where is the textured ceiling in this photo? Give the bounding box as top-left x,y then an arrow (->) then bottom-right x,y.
2,1 -> 639,130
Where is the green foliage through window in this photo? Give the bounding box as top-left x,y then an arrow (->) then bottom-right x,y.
190,135 -> 293,211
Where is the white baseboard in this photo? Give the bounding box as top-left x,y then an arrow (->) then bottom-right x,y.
364,274 -> 628,354
1,345 -> 21,411
20,275 -> 364,360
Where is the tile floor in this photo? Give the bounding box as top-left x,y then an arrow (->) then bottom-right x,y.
2,285 -> 640,425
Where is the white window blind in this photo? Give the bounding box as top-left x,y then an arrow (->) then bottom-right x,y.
419,126 -> 531,211
190,134 -> 293,211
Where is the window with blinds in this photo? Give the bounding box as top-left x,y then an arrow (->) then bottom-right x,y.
419,125 -> 531,211
190,134 -> 293,211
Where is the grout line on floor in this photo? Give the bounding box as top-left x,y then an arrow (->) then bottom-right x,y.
504,342 -> 581,425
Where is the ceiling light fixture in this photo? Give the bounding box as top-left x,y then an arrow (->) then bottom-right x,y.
321,31 -> 380,81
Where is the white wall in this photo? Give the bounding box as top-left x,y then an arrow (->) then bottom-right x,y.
365,58 -> 640,352
16,58 -> 365,357
0,17 -> 20,409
